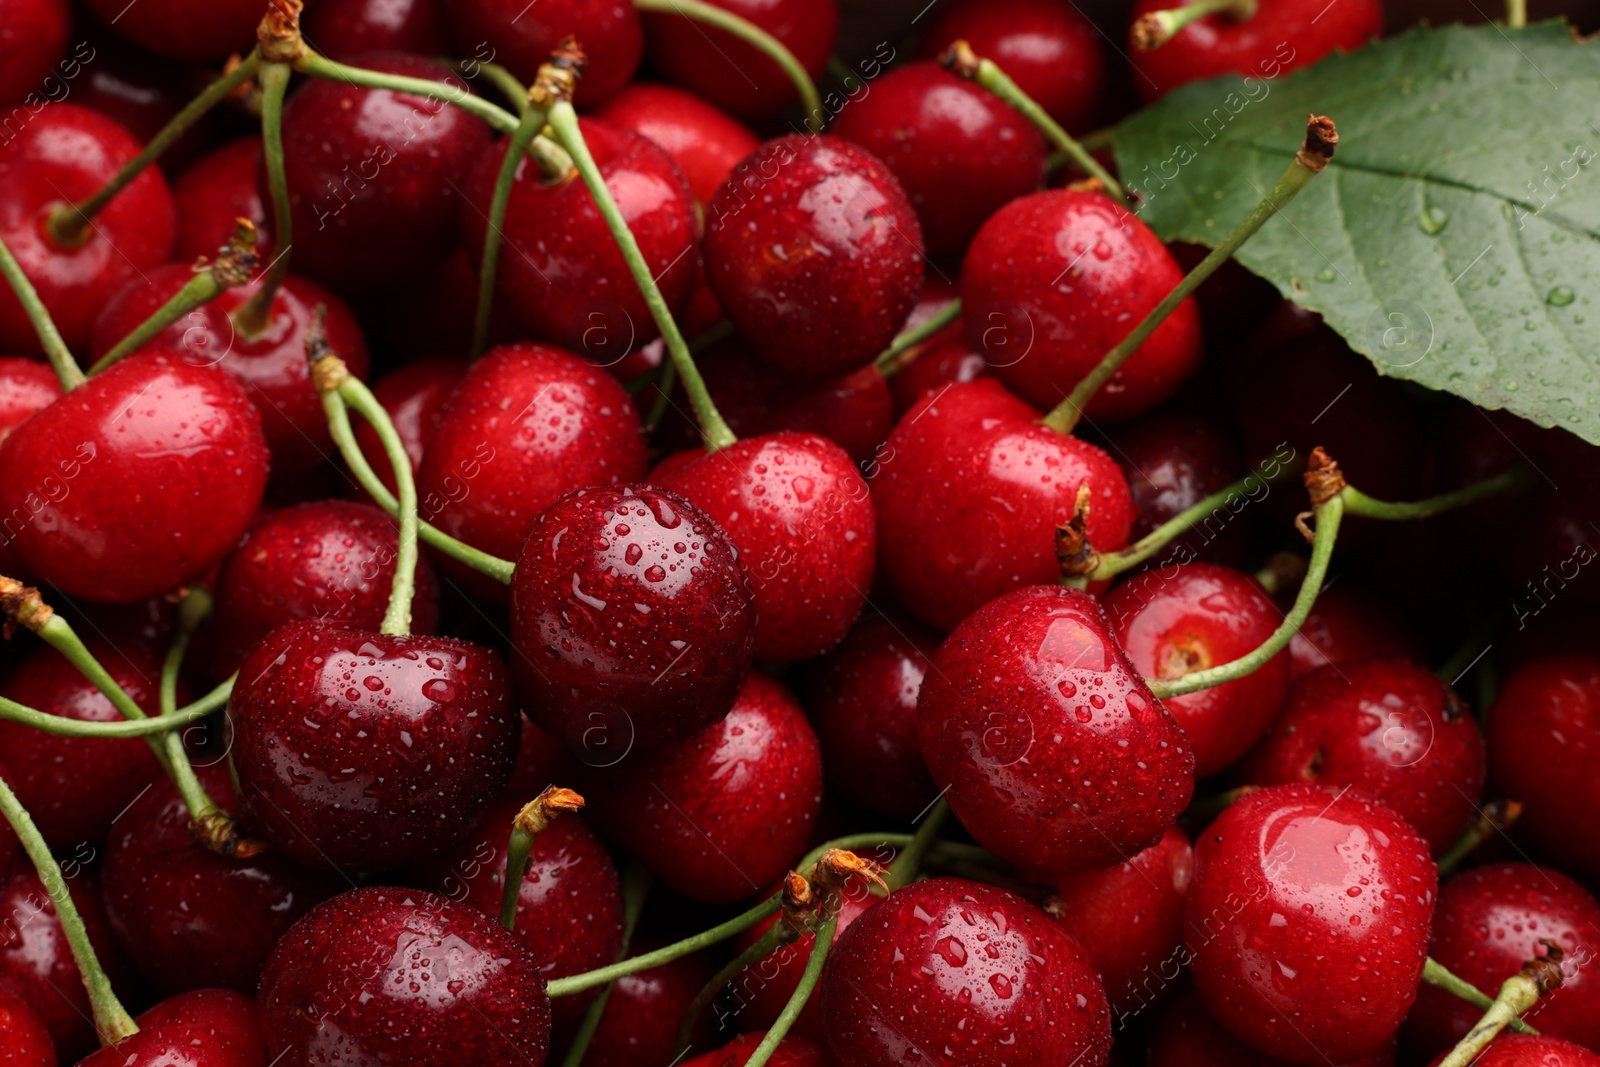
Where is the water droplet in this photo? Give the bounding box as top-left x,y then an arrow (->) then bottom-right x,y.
1418,206 -> 1449,235
1316,268 -> 1336,282
1547,286 -> 1576,306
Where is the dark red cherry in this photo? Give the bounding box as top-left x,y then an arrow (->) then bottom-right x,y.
887,331 -> 988,415
594,83 -> 759,205
1150,986 -> 1397,1067
83,0 -> 260,60
0,984 -> 54,1067
642,0 -> 837,118
416,343 -> 648,598
1130,0 -> 1382,100
304,0 -> 450,59
917,0 -> 1106,131
416,798 -> 622,1028
581,672 -> 822,904
871,378 -> 1135,632
1426,1036 -> 1600,1066
831,61 -> 1047,255
0,353 -> 268,603
1105,562 -> 1291,778
584,939 -> 717,1067
508,720 -> 577,800
1486,656 -> 1600,880
919,584 -> 1193,873
228,620 -> 521,871
211,500 -> 442,678
1284,585 -> 1423,678
446,0 -> 642,105
352,357 -> 467,496
0,104 -> 175,353
963,189 -> 1203,421
0,0 -> 69,108
0,358 -> 57,438
90,265 -> 370,478
173,139 -> 272,263
650,431 -> 875,661
1185,783 -> 1436,1063
77,988 -> 267,1067
461,118 -> 698,362
680,1032 -> 831,1067
1043,824 -> 1194,1017
73,31 -> 219,177
276,53 -> 493,289
703,135 -> 923,380
821,878 -> 1112,1067
1242,660 -> 1486,854
260,886 -> 552,1065
1114,414 -> 1248,564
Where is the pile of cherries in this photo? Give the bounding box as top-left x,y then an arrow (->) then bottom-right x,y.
0,0 -> 1595,1066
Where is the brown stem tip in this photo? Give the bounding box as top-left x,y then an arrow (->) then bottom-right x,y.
1131,14 -> 1169,51
258,0 -> 306,62
0,576 -> 52,638
304,304 -> 350,394
1302,445 -> 1346,505
1298,115 -> 1338,172
205,218 -> 260,288
779,870 -> 817,937
514,785 -> 586,837
1055,483 -> 1100,578
813,849 -> 889,918
530,36 -> 587,109
939,39 -> 980,80
1522,941 -> 1566,995
192,811 -> 270,860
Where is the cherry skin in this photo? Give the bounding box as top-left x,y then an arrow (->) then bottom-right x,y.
0,104 -> 175,354
172,138 -> 272,263
831,61 -> 1047,256
1114,414 -> 1248,564
887,330 -> 988,415
76,988 -> 268,1067
580,672 -> 822,904
1105,562 -> 1292,778
303,0 -> 451,60
352,357 -> 467,496
259,886 -> 552,1066
703,135 -> 923,380
228,620 -> 522,872
82,0 -> 260,61
650,431 -> 876,662
584,938 -> 717,1067
679,1032 -> 830,1067
642,0 -> 838,119
0,352 -> 268,603
1185,783 -> 1437,1064
1425,1036 -> 1600,1066
871,378 -> 1136,632
1149,986 -> 1397,1067
0,984 -> 54,1067
1406,863 -> 1600,1056
1285,584 -> 1424,677
446,0 -> 642,105
0,0 -> 68,109
0,358 -> 58,438
918,584 -> 1194,873
593,83 -> 760,205
821,878 -> 1112,1067
962,189 -> 1203,422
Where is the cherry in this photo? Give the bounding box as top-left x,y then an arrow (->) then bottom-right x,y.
916,0 -> 1106,131
580,672 -> 822,904
918,584 -> 1194,873
228,620 -> 522,871
0,352 -> 268,603
0,0 -> 69,109
172,139 -> 272,264
352,357 -> 467,496
0,358 -> 58,439
1149,986 -> 1397,1067
259,885 -> 552,1065
1285,585 -> 1424,678
1185,783 -> 1436,1063
886,331 -> 988,415
0,104 -> 175,354
962,189 -> 1203,422
584,938 -> 717,1067
73,30 -> 219,177
820,877 -> 1112,1066
445,0 -> 643,105
1042,824 -> 1194,1017
702,135 -> 923,380
1113,414 -> 1248,565
649,431 -> 875,661
831,61 -> 1047,256
90,264 -> 371,478
594,83 -> 760,205
276,53 -> 494,289
679,1032 -> 831,1067
83,0 -> 261,61
1105,562 -> 1292,778
304,0 -> 451,60
641,0 -> 838,119
799,609 -> 940,820
871,379 -> 1135,632
76,988 -> 268,1067
1485,656 -> 1600,880
0,984 -> 55,1067
1426,1036 -> 1600,1066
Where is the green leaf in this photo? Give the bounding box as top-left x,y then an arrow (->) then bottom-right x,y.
1112,20 -> 1600,444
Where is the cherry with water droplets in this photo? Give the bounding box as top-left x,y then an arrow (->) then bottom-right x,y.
1284,584 -> 1424,678
446,0 -> 642,105
0,983 -> 54,1067
303,0 -> 450,60
76,988 -> 268,1067
594,83 -> 760,206
642,0 -> 837,119
887,330 -> 988,415
0,358 -> 57,568
1426,1036 -> 1600,1066
1113,413 -> 1249,565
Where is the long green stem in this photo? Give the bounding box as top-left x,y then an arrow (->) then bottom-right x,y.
0,685 -> 224,738
874,299 -> 962,376
1131,0 -> 1257,51
559,863 -> 651,1067
475,106 -> 547,360
1423,960 -> 1538,1035
546,100 -> 736,452
294,52 -> 519,133
458,60 -> 530,114
234,61 -> 294,335
499,820 -> 536,931
886,798 -> 951,890
0,235 -> 82,390
90,272 -> 223,375
1340,468 -> 1530,521
742,915 -> 838,1067
1439,955 -> 1558,1066
337,379 -> 419,634
1091,464 -> 1292,580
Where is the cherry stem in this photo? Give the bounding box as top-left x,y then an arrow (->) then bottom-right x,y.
886,797 -> 951,890
558,862 -> 652,1067
632,0 -> 824,133
1439,947 -> 1563,1066
0,235 -> 83,390
1131,0 -> 1258,52
498,787 -> 587,930
47,51 -> 264,247
0,683 -> 224,738
293,52 -> 520,133
1437,799 -> 1522,876
233,61 -> 294,336
1044,117 -> 1337,434
0,771 -> 139,1044
474,104 -> 549,360
454,60 -> 531,115
741,914 -> 838,1067
874,298 -> 963,376
1340,467 -> 1531,520
546,99 -> 738,452
1424,957 -> 1541,1035
677,923 -> 787,1054
643,359 -> 679,433
1506,0 -> 1527,26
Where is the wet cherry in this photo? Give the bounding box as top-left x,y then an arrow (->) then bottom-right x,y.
594,82 -> 760,205
303,0 -> 450,59
1425,1036 -> 1600,1066
642,0 -> 838,119
679,1032 -> 831,1067
446,0 -> 643,105
76,988 -> 268,1067
0,984 -> 54,1067
171,138 -> 272,263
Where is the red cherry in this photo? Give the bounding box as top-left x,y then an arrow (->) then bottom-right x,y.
1149,985 -> 1397,1067
303,0 -> 450,60
0,984 -> 54,1067
962,189 -> 1203,421
445,0 -> 642,105
1185,783 -> 1436,1063
679,1032 -> 831,1067
172,139 -> 272,263
820,878 -> 1112,1066
0,105 -> 175,354
1425,1036 -> 1600,1066
831,61 -> 1047,255
228,621 -> 521,871
581,672 -> 822,904
594,83 -> 760,205
351,357 -> 467,495
73,32 -> 220,177
642,0 -> 838,118
82,0 -> 260,60
584,939 -> 717,1067
703,135 -> 923,380
0,0 -> 68,109
650,431 -> 875,661
0,358 -> 57,439
1106,562 -> 1291,778
887,331 -> 988,415
76,988 -> 267,1067
0,353 -> 268,603
919,585 -> 1194,873
1283,585 -> 1423,677
871,379 -> 1135,632
260,886 -> 552,1065
1114,414 -> 1248,562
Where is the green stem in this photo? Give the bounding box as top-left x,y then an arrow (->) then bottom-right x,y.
1506,0 -> 1527,26
234,61 -> 294,336
742,914 -> 838,1067
546,100 -> 736,452
0,235 -> 82,390
1423,958 -> 1539,1035
632,0 -> 823,133
1440,970 -> 1550,1066
0,685 -> 224,738
886,798 -> 950,890
498,821 -> 536,931
474,106 -> 547,360
874,299 -> 962,376
559,864 -> 651,1067
294,52 -> 519,133
1339,468 -> 1530,521
1437,800 -> 1522,876
1132,0 -> 1257,50
677,925 -> 786,1054
88,272 -> 223,375
458,60 -> 529,114
337,379 -> 419,635
644,359 -> 679,433
1091,465 -> 1292,580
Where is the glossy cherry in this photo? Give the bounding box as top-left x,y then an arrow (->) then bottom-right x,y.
0,358 -> 57,439
228,620 -> 522,871
1149,986 -> 1397,1067
679,1032 -> 831,1067
821,878 -> 1112,1066
1113,413 -> 1248,564
580,672 -> 822,904
0,0 -> 69,108
303,0 -> 450,59
594,82 -> 760,205
83,0 -> 261,61
642,0 -> 838,119
446,0 -> 642,105
1184,783 -> 1436,1064
584,939 -> 717,1067
1285,584 -> 1424,677
918,584 -> 1194,873
962,189 -> 1203,421
0,984 -> 54,1067
259,885 -> 552,1065
1426,1036 -> 1600,1066
76,988 -> 268,1067
1106,562 -> 1291,778
172,138 -> 272,263
703,135 -> 923,380
886,330 -> 988,415
871,378 -> 1135,632
352,357 -> 467,496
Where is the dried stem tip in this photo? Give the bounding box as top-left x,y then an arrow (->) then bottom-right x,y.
1131,14 -> 1171,51
305,304 -> 350,394
513,786 -> 586,837
813,849 -> 889,919
257,0 -> 306,63
1302,446 -> 1346,504
206,218 -> 260,288
939,39 -> 981,80
529,36 -> 587,110
1055,483 -> 1101,578
1522,941 -> 1566,995
0,576 -> 52,637
1298,115 -> 1338,172
779,870 -> 817,938
192,811 -> 269,860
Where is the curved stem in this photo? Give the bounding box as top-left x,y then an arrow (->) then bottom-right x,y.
886,797 -> 950,890
1422,958 -> 1535,1034
1340,467 -> 1530,521
457,60 -> 529,115
559,863 -> 651,1067
0,235 -> 82,390
35,616 -> 159,732
0,686 -> 223,738
632,0 -> 823,133
234,61 -> 294,336
742,914 -> 838,1067
337,379 -> 419,634
1437,799 -> 1522,876
294,52 -> 519,133
1440,961 -> 1555,1066
474,107 -> 547,360
1131,0 -> 1257,51
678,925 -> 785,1053
546,100 -> 737,452
874,298 -> 962,376
89,272 -> 222,375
